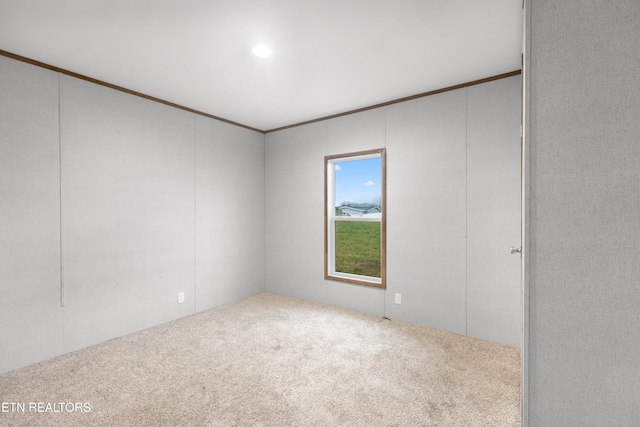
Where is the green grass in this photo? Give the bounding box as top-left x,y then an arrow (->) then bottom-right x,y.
334,221 -> 381,278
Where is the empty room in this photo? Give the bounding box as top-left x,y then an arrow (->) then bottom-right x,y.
1,1 -> 639,426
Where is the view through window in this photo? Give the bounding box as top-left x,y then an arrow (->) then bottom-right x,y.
325,149 -> 386,288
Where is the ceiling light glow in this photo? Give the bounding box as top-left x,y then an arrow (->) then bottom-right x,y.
252,44 -> 272,58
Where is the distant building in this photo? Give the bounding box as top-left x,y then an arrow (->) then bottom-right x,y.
335,203 -> 381,217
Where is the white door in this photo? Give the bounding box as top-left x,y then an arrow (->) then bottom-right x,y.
466,76 -> 522,347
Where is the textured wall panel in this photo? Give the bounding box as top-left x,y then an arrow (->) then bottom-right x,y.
265,83 -> 521,339
467,75 -> 522,347
528,1 -> 640,425
265,122 -> 329,303
195,115 -> 265,312
59,75 -> 195,353
265,109 -> 388,316
326,107 -> 386,154
325,109 -> 386,316
1,56 -> 268,373
385,89 -> 467,334
0,56 -> 63,373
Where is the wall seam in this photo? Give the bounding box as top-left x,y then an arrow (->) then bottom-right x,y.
383,106 -> 388,319
58,73 -> 65,310
325,120 -> 330,305
193,113 -> 197,313
464,87 -> 469,337
57,72 -> 66,354
263,131 -> 267,293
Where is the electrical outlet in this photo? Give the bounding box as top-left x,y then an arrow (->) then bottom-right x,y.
395,293 -> 402,304
178,292 -> 185,304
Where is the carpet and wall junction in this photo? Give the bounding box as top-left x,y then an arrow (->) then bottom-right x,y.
0,292 -> 520,426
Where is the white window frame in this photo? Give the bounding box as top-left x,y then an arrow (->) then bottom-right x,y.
324,148 -> 386,289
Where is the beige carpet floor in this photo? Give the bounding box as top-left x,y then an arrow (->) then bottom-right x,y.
0,292 -> 521,426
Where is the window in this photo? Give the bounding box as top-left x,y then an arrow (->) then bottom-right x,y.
324,148 -> 386,288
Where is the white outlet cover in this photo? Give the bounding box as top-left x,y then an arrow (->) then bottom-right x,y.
178,292 -> 185,304
395,293 -> 401,304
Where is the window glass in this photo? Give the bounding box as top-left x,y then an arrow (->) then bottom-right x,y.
334,221 -> 381,277
325,149 -> 386,288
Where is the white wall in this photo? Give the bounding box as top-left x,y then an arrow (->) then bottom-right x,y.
0,55 -> 265,373
265,75 -> 522,345
265,122 -> 330,305
0,51 -> 521,374
525,1 -> 640,425
195,116 -> 265,311
385,88 -> 468,333
59,75 -> 196,353
0,56 -> 63,371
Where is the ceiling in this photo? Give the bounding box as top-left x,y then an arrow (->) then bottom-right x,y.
0,1 -> 522,132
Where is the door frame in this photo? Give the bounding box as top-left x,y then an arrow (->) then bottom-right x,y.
521,1 -> 531,425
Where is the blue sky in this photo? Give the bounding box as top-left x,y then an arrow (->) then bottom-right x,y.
334,157 -> 381,206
